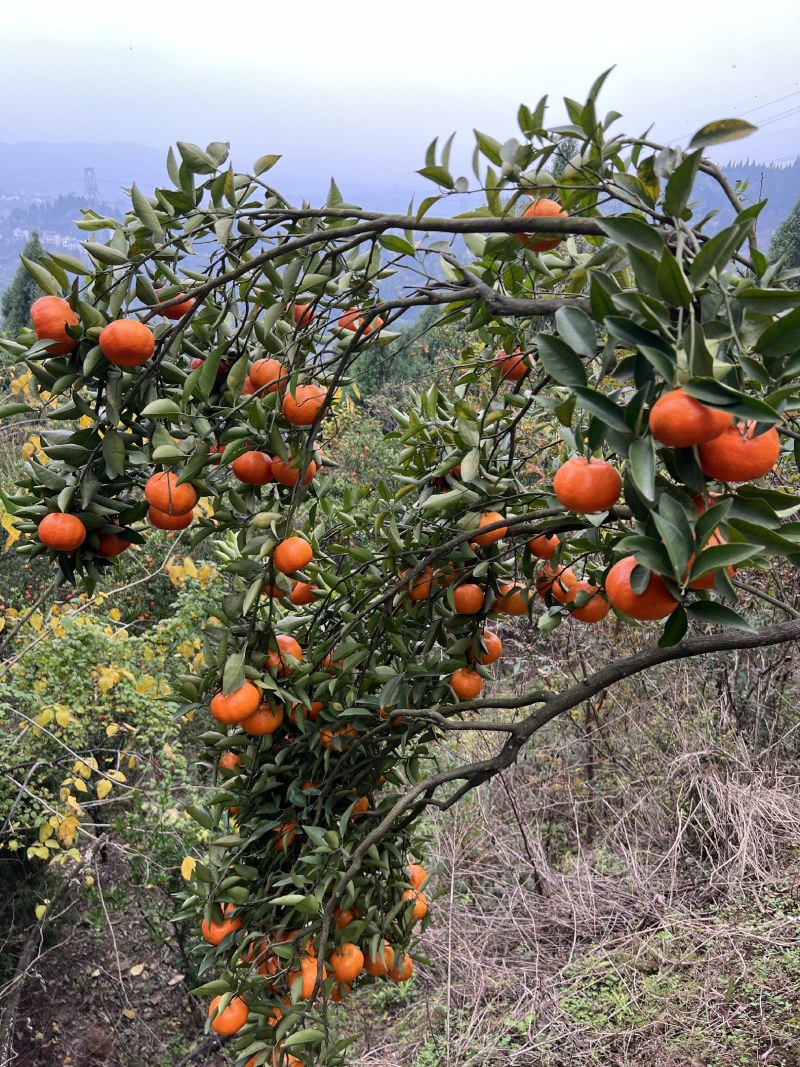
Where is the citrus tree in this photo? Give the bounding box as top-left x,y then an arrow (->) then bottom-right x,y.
3,70 -> 800,1066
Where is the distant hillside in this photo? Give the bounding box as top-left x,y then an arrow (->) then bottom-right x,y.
0,141 -> 167,201
695,157 -> 800,243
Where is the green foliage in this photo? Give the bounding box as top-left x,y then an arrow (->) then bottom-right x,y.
768,193 -> 800,289
1,231 -> 46,338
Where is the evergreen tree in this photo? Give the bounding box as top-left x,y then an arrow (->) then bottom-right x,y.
768,195 -> 800,289
1,232 -> 46,335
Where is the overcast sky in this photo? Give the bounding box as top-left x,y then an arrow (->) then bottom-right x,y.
3,0 -> 800,196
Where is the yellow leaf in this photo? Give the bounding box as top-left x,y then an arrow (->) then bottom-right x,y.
106,723 -> 120,738
35,707 -> 54,728
162,743 -> 176,762
96,780 -> 112,800
78,414 -> 93,428
129,963 -> 145,977
55,708 -> 74,728
27,845 -> 50,860
180,856 -> 196,881
74,760 -> 92,778
73,778 -> 88,793
35,903 -> 48,920
127,755 -> 137,770
1,509 -> 20,549
32,678 -> 48,693
57,816 -> 78,846
183,556 -> 198,578
167,564 -> 185,587
106,769 -> 126,783
38,823 -> 55,843
122,1008 -> 137,1020
109,607 -> 121,621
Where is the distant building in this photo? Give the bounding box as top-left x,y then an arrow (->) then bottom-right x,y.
13,228 -> 29,240
42,231 -> 62,247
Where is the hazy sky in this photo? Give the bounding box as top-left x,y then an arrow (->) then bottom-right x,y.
3,0 -> 800,194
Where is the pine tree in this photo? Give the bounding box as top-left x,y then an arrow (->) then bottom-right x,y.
768,196 -> 800,289
1,231 -> 46,335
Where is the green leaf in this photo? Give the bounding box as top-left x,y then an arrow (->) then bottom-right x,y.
80,242 -> 129,266
536,335 -> 588,387
20,256 -> 61,296
573,387 -> 629,433
555,306 -> 597,357
460,447 -> 480,483
597,216 -> 664,253
664,149 -> 702,218
686,601 -> 756,632
46,251 -> 92,276
688,118 -> 757,149
688,542 -> 759,581
222,650 -> 246,695
658,605 -> 688,647
0,402 -> 34,418
417,166 -> 455,190
755,306 -> 800,361
283,1029 -> 326,1049
141,399 -> 183,419
736,289 -> 800,314
628,437 -> 656,505
131,182 -> 163,237
176,141 -> 217,174
254,153 -> 281,176
101,429 -> 126,478
656,250 -> 692,308
615,535 -> 673,575
473,129 -> 503,165
682,378 -> 780,423
378,234 -> 416,256
690,209 -> 760,285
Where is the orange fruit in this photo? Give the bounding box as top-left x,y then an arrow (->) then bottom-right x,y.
528,534 -> 559,560
282,384 -> 327,426
352,796 -> 369,816
332,906 -> 354,930
328,943 -> 364,983
649,388 -> 733,447
605,556 -> 678,621
273,819 -> 297,852
553,456 -> 621,513
240,701 -> 284,735
331,981 -> 350,1003
241,376 -> 257,395
697,422 -> 781,482
495,581 -> 529,616
210,681 -> 262,724
266,634 -> 303,676
536,563 -> 577,602
218,751 -> 242,774
290,581 -> 317,606
407,863 -> 428,889
144,472 -> 197,516
273,536 -> 313,573
161,293 -> 195,319
30,295 -> 79,355
515,198 -> 567,252
450,667 -> 483,700
208,995 -> 248,1035
272,455 -> 317,487
402,888 -> 428,921
686,530 -> 735,590
250,358 -> 287,393
319,725 -> 358,752
453,583 -> 485,614
339,308 -> 383,334
475,629 -> 502,665
565,579 -> 610,623
288,302 -> 315,329
494,348 -> 528,381
388,953 -> 414,983
232,451 -> 274,485
288,956 -> 326,999
405,566 -> 434,602
364,941 -> 395,977
148,506 -> 192,530
473,511 -> 508,547
99,319 -> 154,367
38,513 -> 86,553
201,904 -> 242,945
96,530 -> 131,558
